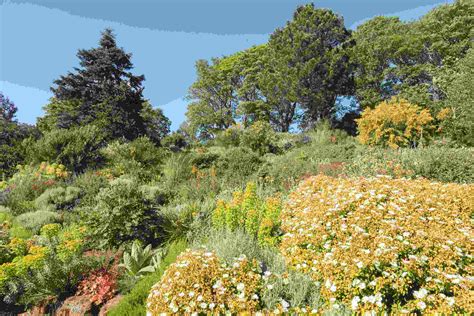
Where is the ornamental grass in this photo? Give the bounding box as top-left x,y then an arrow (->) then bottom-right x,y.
280,175 -> 473,314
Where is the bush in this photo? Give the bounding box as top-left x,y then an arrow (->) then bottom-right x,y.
108,240 -> 187,316
14,211 -> 61,234
82,177 -> 164,248
71,170 -> 110,208
147,249 -> 264,314
34,186 -> 81,212
240,121 -> 279,155
280,175 -> 473,313
0,225 -> 90,308
215,147 -> 262,187
357,98 -> 434,148
101,137 -> 165,181
3,163 -> 69,215
212,182 -> 282,245
346,146 -> 474,183
25,125 -> 107,173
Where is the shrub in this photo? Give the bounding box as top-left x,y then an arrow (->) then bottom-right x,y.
34,186 -> 81,212
82,177 -> 164,248
357,98 -> 434,148
3,163 -> 69,215
215,147 -> 262,187
280,175 -> 473,314
14,211 -> 61,234
119,241 -> 166,281
25,125 -> 106,173
346,146 -> 474,183
108,240 -> 187,316
240,121 -> 279,155
71,170 -> 110,208
0,225 -> 89,307
212,182 -> 282,245
147,249 -> 264,314
101,137 -> 164,181
76,268 -> 118,305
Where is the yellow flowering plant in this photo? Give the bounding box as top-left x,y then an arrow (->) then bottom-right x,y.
147,249 -> 264,314
280,175 -> 473,314
212,182 -> 282,245
357,98 -> 434,148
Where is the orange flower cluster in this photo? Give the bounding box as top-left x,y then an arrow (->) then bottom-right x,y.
357,98 -> 434,148
147,249 -> 264,314
280,175 -> 473,314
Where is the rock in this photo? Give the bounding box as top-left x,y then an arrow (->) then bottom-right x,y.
18,305 -> 47,316
99,294 -> 123,316
56,295 -> 93,316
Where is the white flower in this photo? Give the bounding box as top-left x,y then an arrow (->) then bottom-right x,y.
200,302 -> 207,309
330,284 -> 337,292
356,261 -> 364,269
414,288 -> 428,299
197,295 -> 203,301
209,303 -> 215,309
189,291 -> 195,297
351,296 -> 360,310
252,294 -> 259,300
358,282 -> 366,290
417,301 -> 426,310
267,284 -> 274,290
446,297 -> 455,306
237,283 -> 245,291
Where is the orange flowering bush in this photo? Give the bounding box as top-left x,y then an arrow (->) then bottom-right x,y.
147,249 -> 264,314
280,175 -> 473,314
212,182 -> 282,245
357,98 -> 434,148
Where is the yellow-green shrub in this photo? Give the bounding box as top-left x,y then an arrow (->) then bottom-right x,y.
212,182 -> 282,245
357,98 -> 434,148
280,175 -> 473,314
146,249 -> 264,314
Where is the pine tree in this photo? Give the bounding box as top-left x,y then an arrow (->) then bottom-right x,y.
45,29 -> 161,141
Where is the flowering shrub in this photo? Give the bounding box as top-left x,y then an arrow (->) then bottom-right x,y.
212,182 -> 282,245
147,249 -> 264,314
3,162 -> 70,215
357,98 -> 434,148
76,268 -> 118,305
280,175 -> 473,314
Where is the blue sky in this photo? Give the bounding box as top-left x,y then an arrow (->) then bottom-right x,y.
0,0 -> 452,130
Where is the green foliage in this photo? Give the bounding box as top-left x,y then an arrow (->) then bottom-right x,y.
3,163 -> 69,215
45,29 -> 155,141
0,120 -> 39,179
240,121 -> 279,155
70,170 -> 109,208
34,186 -> 81,212
14,211 -> 61,234
212,183 -> 282,246
346,146 -> 474,183
119,241 -> 167,280
25,125 -> 106,173
435,47 -> 474,146
101,136 -> 164,181
108,240 -> 187,316
215,146 -> 262,187
351,0 -> 473,108
82,177 -> 164,248
268,3 -> 354,126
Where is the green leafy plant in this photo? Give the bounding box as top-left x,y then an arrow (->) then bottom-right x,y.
119,241 -> 167,279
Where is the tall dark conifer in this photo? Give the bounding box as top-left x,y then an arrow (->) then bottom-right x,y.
49,29 -> 147,140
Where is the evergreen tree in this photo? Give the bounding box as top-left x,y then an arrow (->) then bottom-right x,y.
43,28 -> 168,141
